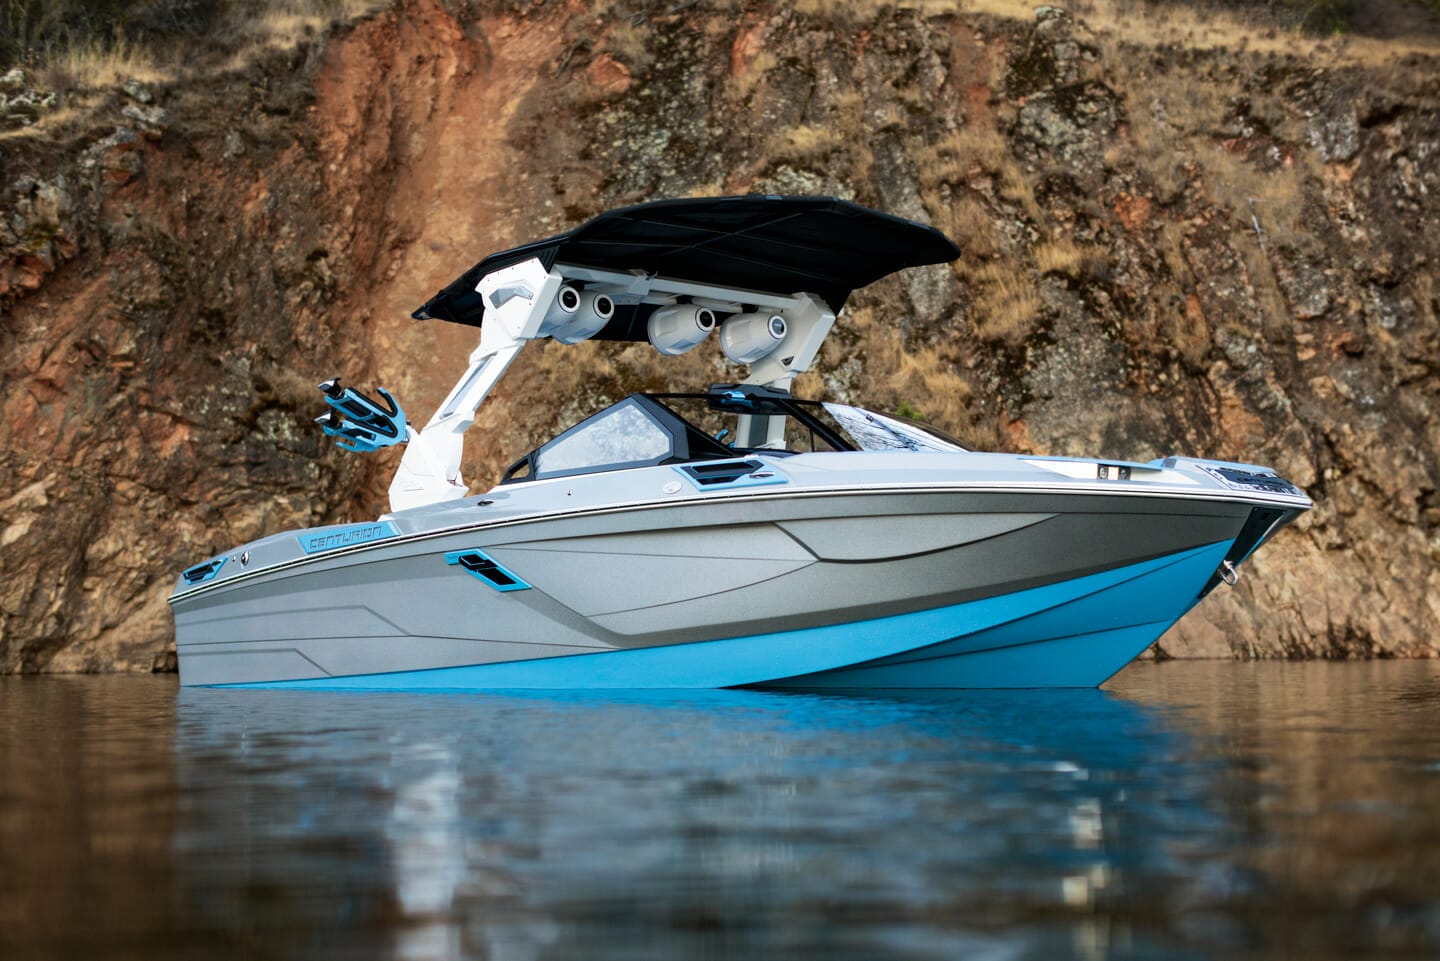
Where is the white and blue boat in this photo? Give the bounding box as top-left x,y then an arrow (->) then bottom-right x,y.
169,196 -> 1311,689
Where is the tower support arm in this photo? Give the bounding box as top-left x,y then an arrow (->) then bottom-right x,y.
739,292 -> 835,448
388,258 -> 562,512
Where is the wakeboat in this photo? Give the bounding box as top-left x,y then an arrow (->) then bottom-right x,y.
169,196 -> 1311,689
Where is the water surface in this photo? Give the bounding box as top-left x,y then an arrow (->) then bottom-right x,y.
2,661 -> 1438,960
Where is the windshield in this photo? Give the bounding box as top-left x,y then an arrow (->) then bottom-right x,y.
533,400 -> 673,475
502,395 -> 736,484
651,393 -> 967,455
821,403 -> 969,453
503,392 -> 968,484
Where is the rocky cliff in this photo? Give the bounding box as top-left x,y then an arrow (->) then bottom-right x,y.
2,0 -> 1437,672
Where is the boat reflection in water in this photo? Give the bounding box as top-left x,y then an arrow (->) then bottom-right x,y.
6,665 -> 1436,960
176,685 -> 1231,960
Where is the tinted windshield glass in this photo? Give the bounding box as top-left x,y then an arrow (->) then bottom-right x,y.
534,400 -> 673,475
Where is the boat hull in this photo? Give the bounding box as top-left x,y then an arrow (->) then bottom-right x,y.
225,541 -> 1225,691
172,488 -> 1258,690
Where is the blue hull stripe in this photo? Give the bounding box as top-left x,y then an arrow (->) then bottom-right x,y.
221,541 -> 1231,691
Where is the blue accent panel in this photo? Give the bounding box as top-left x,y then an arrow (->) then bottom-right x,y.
768,542 -> 1232,689
296,521 -> 399,555
444,549 -> 531,592
220,541 -> 1231,692
767,622 -> 1178,690
855,540 -> 1232,669
674,460 -> 787,490
181,557 -> 226,585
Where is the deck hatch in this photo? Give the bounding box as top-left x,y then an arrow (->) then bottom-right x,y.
181,558 -> 226,585
675,459 -> 786,490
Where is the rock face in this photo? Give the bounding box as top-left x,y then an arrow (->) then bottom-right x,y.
1,0 -> 1437,672
0,68 -> 58,131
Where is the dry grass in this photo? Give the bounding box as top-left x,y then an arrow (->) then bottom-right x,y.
224,0 -> 388,68
1232,229 -> 1294,340
965,261 -> 1043,346
1034,238 -> 1082,276
914,119 -> 1042,250
791,0 -> 865,15
958,238 -> 1105,347
682,181 -> 728,198
1417,271 -> 1437,329
885,344 -> 975,432
788,0 -> 1440,63
1158,221 -> 1193,286
917,124 -> 1008,186
0,102 -> 86,141
605,17 -> 652,71
926,191 -> 999,260
769,124 -> 844,164
14,0 -> 387,98
1166,286 -> 1212,368
834,306 -> 976,434
730,49 -> 776,101
1204,146 -> 1312,245
1110,48 -> 1317,251
1034,237 -> 1109,280
829,90 -> 877,186
910,18 -> 1011,260
997,161 -> 1042,222
42,35 -> 171,91
1120,67 -> 1225,200
0,0 -> 392,143
1077,0 -> 1440,64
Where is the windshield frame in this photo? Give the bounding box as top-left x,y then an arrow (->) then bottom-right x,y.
646,392 -> 857,454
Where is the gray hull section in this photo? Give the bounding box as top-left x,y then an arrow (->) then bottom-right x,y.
171,489 -> 1249,687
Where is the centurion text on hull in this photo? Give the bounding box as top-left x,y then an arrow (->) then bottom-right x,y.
169,196 -> 1311,690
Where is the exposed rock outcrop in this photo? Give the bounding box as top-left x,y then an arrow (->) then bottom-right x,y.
1,0 -> 1437,672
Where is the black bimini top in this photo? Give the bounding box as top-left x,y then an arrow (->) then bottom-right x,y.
412,195 -> 960,338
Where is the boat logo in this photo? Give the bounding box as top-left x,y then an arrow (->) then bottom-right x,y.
296,521 -> 400,554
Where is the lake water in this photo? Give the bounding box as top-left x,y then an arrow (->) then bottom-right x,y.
2,661 -> 1438,960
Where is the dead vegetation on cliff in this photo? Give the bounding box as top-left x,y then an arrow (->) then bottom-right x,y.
0,0 -> 386,140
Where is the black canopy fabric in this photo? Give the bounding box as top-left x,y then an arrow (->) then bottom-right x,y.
411,196 -> 960,335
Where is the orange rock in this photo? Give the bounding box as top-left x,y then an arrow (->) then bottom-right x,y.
729,15 -> 766,77
1113,192 -> 1152,232
586,53 -> 631,97
999,409 -> 1032,452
